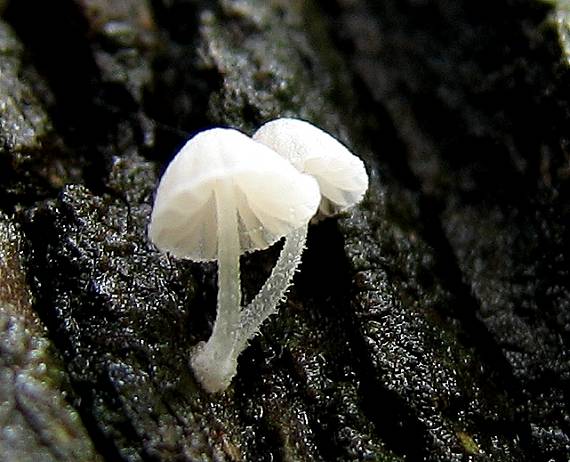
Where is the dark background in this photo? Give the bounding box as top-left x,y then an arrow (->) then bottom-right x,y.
0,1 -> 568,461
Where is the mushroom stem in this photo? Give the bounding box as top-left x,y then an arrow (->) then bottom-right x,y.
190,181 -> 241,393
237,225 -> 308,351
211,182 -> 242,347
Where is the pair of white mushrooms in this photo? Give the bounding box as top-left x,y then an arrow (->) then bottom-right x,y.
148,118 -> 368,393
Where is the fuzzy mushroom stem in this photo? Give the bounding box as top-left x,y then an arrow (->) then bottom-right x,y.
190,181 -> 241,393
238,225 -> 308,350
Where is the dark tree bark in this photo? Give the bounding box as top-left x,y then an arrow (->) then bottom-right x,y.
0,1 -> 568,461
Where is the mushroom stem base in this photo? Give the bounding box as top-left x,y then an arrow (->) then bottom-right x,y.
190,340 -> 238,394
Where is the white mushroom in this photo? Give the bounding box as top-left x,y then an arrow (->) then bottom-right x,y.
253,118 -> 369,218
242,118 -> 369,339
148,128 -> 320,393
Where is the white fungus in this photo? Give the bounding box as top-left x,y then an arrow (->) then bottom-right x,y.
253,118 -> 369,217
149,120 -> 369,394
242,118 -> 369,339
149,127 -> 320,393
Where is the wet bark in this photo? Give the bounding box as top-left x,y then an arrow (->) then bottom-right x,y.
0,1 -> 568,461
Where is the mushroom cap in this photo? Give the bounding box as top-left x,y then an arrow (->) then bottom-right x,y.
148,128 -> 320,261
253,118 -> 368,216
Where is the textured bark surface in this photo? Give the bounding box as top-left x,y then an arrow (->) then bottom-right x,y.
0,0 -> 568,461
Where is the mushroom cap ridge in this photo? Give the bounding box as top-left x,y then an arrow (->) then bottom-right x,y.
148,128 -> 321,261
253,118 -> 369,216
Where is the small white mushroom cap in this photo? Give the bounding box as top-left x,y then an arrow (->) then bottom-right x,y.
148,128 -> 320,261
253,118 -> 369,216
